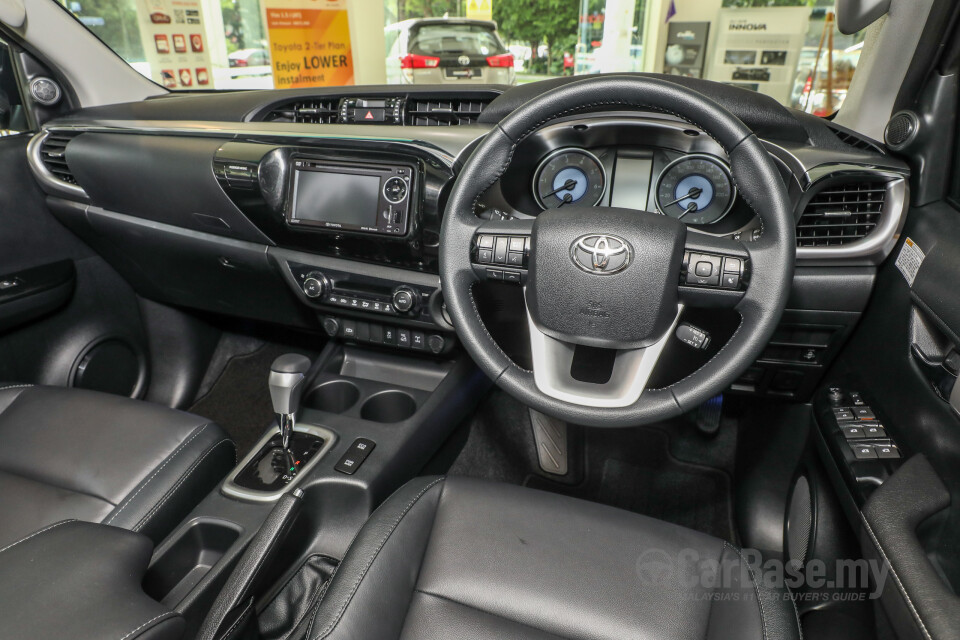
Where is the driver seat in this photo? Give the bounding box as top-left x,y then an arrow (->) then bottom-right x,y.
300,476 -> 801,640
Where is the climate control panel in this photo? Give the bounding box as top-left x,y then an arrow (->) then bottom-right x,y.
284,261 -> 447,331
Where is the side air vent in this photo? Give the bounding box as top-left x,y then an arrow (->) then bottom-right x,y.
405,98 -> 490,126
827,124 -> 885,155
39,132 -> 79,184
796,180 -> 887,247
262,99 -> 339,124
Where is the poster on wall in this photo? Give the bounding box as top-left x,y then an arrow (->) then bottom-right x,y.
263,0 -> 353,89
707,7 -> 809,104
135,0 -> 214,89
662,22 -> 709,79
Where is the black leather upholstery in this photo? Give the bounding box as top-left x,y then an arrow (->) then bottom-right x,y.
0,520 -> 184,640
304,476 -> 802,640
0,384 -> 234,548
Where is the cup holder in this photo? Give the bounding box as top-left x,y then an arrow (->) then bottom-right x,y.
360,390 -> 417,423
303,380 -> 360,414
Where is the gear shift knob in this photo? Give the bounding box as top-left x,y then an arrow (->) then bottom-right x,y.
268,354 -> 312,452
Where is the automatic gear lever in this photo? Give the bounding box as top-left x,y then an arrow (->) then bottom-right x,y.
268,354 -> 312,454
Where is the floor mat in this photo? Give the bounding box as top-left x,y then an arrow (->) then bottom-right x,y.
446,389 -> 738,543
527,427 -> 737,543
190,343 -> 311,458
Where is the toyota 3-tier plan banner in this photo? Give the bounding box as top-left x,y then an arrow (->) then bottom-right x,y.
263,0 -> 354,89
135,0 -> 215,89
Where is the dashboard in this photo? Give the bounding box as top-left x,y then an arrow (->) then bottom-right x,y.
26,78 -> 910,399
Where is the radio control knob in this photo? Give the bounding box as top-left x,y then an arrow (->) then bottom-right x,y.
392,286 -> 418,313
302,272 -> 327,299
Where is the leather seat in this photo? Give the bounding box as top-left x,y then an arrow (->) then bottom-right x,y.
302,476 -> 802,640
0,384 -> 234,548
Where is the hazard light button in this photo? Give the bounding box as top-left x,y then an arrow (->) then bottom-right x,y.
357,107 -> 385,122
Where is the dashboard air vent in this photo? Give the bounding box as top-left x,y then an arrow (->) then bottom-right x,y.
796,180 -> 886,247
39,133 -> 79,184
405,98 -> 490,126
262,99 -> 339,124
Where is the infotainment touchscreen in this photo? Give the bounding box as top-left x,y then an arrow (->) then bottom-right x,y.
291,170 -> 381,230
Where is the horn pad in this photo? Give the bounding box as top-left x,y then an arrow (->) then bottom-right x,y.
526,207 -> 686,349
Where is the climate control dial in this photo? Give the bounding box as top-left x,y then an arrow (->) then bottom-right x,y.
391,286 -> 419,313
302,272 -> 329,299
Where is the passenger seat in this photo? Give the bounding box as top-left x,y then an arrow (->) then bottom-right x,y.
0,384 -> 234,548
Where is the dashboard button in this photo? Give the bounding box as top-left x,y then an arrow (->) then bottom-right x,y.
383,327 -> 397,345
397,329 -> 411,348
341,320 -> 356,339
411,332 -> 426,350
368,324 -> 383,344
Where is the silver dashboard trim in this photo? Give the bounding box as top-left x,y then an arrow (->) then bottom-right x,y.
27,130 -> 89,201
221,422 -> 338,503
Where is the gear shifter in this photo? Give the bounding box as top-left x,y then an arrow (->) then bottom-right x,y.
268,354 -> 312,456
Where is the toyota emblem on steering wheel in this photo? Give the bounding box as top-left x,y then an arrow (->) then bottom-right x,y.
570,234 -> 632,275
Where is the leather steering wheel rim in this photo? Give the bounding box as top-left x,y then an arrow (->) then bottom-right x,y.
440,75 -> 795,427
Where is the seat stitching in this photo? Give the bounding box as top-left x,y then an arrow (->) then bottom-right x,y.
859,514 -> 932,640
310,477 -> 445,640
0,383 -> 33,392
724,542 -> 768,640
132,439 -> 233,532
784,582 -> 804,640
0,519 -> 77,555
105,423 -> 210,525
118,612 -> 178,640
411,589 -> 573,640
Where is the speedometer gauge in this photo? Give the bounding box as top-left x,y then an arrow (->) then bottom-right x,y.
655,154 -> 735,225
533,149 -> 606,210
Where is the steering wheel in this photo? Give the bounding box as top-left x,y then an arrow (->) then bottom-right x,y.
439,76 -> 795,427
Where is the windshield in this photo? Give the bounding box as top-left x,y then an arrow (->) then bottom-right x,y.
60,0 -> 863,113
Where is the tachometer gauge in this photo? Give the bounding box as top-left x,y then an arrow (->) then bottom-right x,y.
655,154 -> 736,225
533,149 -> 606,210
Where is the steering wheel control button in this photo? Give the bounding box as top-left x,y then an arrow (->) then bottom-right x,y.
477,249 -> 493,263
694,261 -> 713,277
675,323 -> 711,350
851,444 -> 878,460
477,235 -> 494,249
494,237 -> 509,263
335,438 -> 376,475
486,269 -> 503,280
503,271 -> 521,283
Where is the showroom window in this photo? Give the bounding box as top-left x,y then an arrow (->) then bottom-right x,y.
59,0 -> 861,113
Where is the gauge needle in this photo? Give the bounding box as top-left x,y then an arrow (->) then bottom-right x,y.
556,193 -> 574,208
677,202 -> 699,219
661,187 -> 703,209
543,179 -> 578,199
